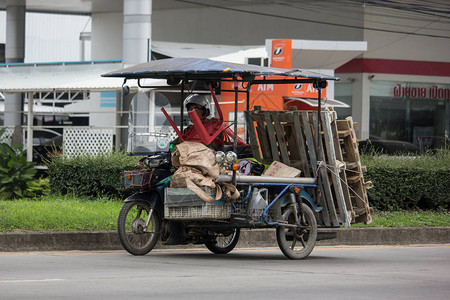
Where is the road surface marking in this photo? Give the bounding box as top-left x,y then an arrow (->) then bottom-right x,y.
0,279 -> 66,283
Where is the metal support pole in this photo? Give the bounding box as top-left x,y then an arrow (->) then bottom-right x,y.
217,174 -> 316,185
26,92 -> 34,162
147,39 -> 150,62
232,79 -> 239,186
180,80 -> 185,132
233,79 -> 239,152
115,91 -> 122,150
315,87 -> 323,204
317,88 -> 322,153
246,88 -> 250,144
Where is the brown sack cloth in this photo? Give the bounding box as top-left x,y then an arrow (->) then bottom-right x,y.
171,142 -> 239,203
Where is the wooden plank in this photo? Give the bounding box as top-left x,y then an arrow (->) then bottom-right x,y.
339,116 -> 372,224
345,162 -> 358,170
321,112 -> 350,227
312,112 -> 339,227
349,180 -> 372,224
300,111 -> 330,227
271,112 -> 290,165
346,174 -> 362,184
336,119 -> 351,131
263,112 -> 280,162
277,112 -> 300,167
244,111 -> 262,162
292,111 -> 311,177
300,112 -> 318,168
251,112 -> 272,162
329,112 -> 355,222
283,124 -> 300,160
276,111 -> 292,123
346,118 -> 360,153
338,129 -> 352,138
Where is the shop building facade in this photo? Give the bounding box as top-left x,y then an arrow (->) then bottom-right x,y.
336,59 -> 450,148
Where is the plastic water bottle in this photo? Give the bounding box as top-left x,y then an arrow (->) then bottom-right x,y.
248,188 -> 268,220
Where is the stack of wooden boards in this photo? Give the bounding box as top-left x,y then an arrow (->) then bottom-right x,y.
246,107 -> 373,227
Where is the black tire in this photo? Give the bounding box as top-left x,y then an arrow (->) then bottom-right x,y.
117,201 -> 161,255
205,228 -> 240,254
276,202 -> 317,259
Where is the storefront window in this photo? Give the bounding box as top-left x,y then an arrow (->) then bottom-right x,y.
334,83 -> 352,119
370,81 -> 449,149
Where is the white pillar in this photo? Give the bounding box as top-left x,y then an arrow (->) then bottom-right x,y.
79,32 -> 91,61
4,0 -> 25,127
123,0 -> 152,66
91,12 -> 122,60
4,93 -> 22,126
352,73 -> 371,140
5,0 -> 25,63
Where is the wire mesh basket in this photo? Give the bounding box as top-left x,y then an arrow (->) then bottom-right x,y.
121,169 -> 154,191
164,187 -> 232,220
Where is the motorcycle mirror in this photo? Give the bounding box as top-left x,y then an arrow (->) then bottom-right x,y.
122,85 -> 130,95
167,77 -> 181,86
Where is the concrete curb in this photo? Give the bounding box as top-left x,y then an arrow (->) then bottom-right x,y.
1,227 -> 449,252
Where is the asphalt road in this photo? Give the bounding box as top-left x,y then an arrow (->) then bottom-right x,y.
1,245 -> 449,299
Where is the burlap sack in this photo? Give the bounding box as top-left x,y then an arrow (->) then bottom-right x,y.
171,142 -> 220,203
174,141 -> 220,178
171,141 -> 240,203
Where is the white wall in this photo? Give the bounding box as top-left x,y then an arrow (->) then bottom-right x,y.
91,12 -> 122,60
0,11 -> 5,43
88,92 -> 117,128
151,4 -> 364,45
362,6 -> 450,62
1,12 -> 91,62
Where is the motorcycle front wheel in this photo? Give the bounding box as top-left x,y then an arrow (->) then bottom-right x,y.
276,202 -> 317,259
205,228 -> 240,254
117,201 -> 161,255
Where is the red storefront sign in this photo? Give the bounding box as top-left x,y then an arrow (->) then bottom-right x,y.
393,84 -> 450,100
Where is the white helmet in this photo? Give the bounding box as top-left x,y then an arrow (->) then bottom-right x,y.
184,94 -> 210,117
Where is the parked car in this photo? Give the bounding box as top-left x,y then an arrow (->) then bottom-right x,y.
358,137 -> 421,155
31,129 -> 63,164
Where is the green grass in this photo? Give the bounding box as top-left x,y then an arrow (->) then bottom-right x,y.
351,210 -> 450,228
0,195 -> 122,232
0,196 -> 449,232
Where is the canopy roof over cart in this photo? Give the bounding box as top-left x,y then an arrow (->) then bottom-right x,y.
101,57 -> 339,82
102,57 -> 338,157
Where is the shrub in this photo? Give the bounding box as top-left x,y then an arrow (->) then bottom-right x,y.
46,151 -> 142,198
362,149 -> 450,211
24,178 -> 50,199
0,142 -> 37,199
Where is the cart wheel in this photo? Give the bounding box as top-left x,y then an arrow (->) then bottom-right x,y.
276,202 -> 317,259
118,201 -> 161,255
205,228 -> 240,254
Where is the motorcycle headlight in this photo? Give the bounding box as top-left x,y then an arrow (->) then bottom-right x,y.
215,151 -> 226,163
225,151 -> 238,163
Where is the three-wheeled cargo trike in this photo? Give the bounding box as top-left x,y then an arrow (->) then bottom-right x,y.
102,58 -> 339,259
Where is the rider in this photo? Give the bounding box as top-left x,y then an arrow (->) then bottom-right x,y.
184,93 -> 211,120
172,93 -> 225,151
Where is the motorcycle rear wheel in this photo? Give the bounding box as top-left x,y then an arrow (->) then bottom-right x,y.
276,202 -> 317,259
205,228 -> 240,254
118,201 -> 161,255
